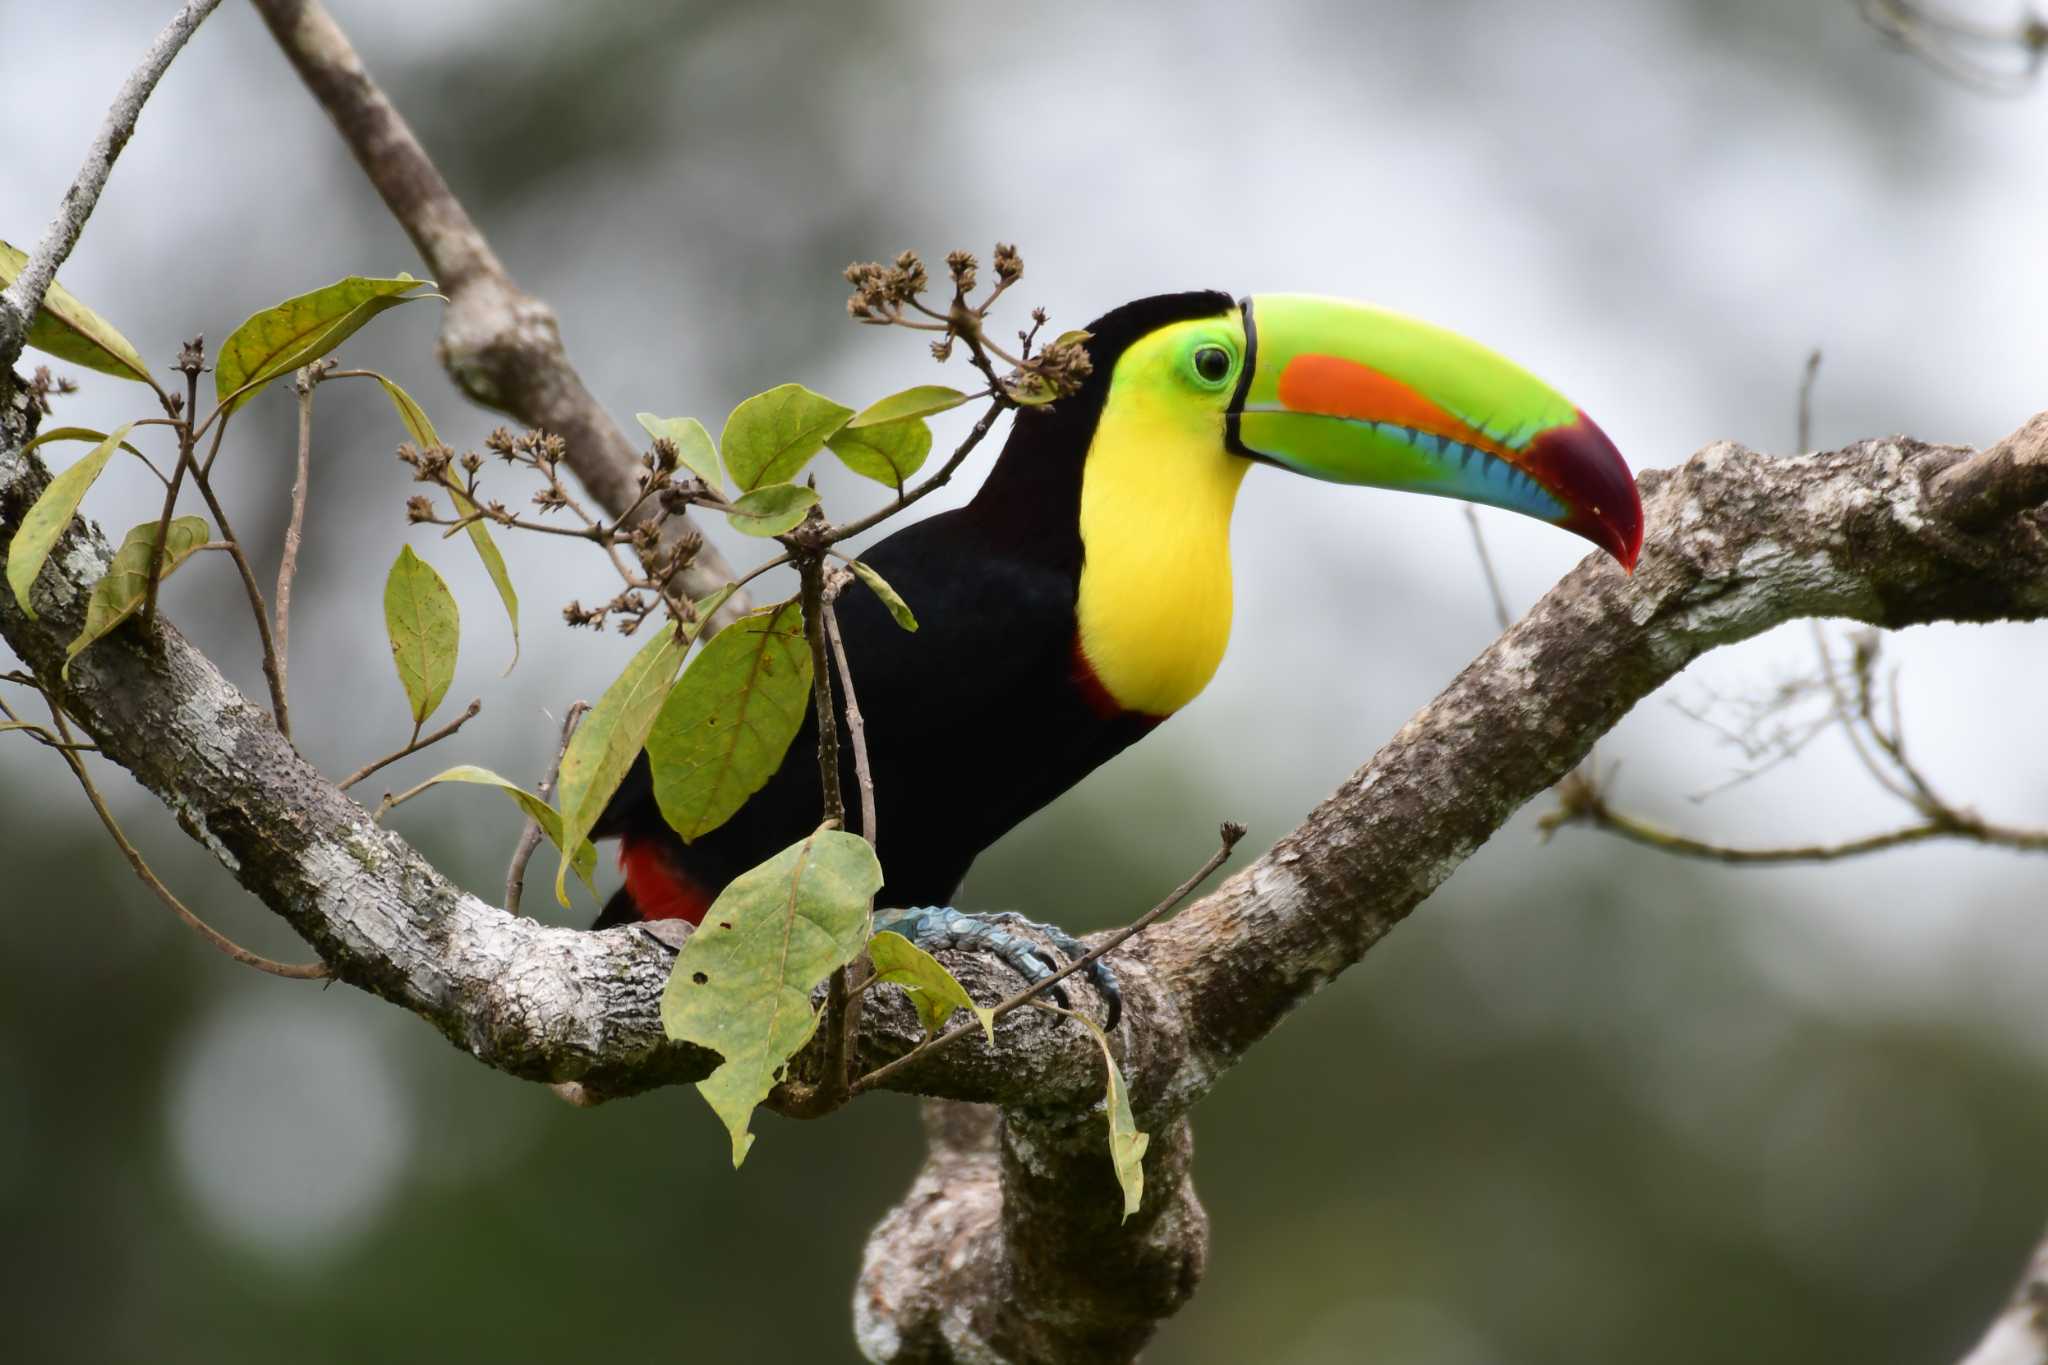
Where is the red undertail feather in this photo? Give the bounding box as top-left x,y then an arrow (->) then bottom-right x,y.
619,836 -> 714,925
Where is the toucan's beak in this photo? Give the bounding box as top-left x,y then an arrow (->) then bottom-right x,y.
1229,294 -> 1643,571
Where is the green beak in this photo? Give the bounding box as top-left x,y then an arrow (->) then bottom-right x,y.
1230,294 -> 1642,569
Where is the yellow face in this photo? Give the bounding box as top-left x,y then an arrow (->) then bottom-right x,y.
1074,311 -> 1252,717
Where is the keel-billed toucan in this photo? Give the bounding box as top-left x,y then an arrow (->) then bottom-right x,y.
594,292 -> 1642,1007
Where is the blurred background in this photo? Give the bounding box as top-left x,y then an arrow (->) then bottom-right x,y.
5,0 -> 2048,1360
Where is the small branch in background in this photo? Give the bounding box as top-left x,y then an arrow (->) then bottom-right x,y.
187,457 -> 291,736
851,822 -> 1246,1097
1797,347 -> 1823,450
1545,629 -> 2048,862
1461,505 -> 1513,633
0,690 -> 325,979
272,361 -> 332,716
249,0 -> 746,618
504,700 -> 588,914
1857,0 -> 2048,95
0,0 -> 222,383
338,698 -> 482,792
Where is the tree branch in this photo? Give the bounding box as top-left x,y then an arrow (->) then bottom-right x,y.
1960,1219 -> 2048,1365
246,0 -> 745,623
10,349 -> 2048,1355
0,0 -> 222,381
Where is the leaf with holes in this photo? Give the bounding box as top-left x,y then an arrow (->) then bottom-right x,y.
63,515 -> 210,673
636,412 -> 724,491
719,384 -> 851,491
413,764 -> 597,894
867,930 -> 994,1041
646,598 -> 811,843
846,384 -> 969,428
383,545 -> 459,728
9,422 -> 134,617
215,274 -> 437,413
826,417 -> 931,490
661,829 -> 882,1165
725,483 -> 819,538
0,240 -> 152,385
367,373 -> 519,668
847,558 -> 917,632
551,619 -> 699,909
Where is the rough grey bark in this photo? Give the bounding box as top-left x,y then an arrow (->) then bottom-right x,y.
9,365 -> 2048,1359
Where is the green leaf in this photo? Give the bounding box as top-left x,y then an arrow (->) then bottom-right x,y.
868,930 -> 994,1042
411,764 -> 598,893
383,545 -> 460,728
647,599 -> 811,843
846,384 -> 969,428
636,412 -> 723,491
365,373 -> 520,670
9,422 -> 134,617
64,515 -> 210,673
0,240 -> 152,385
724,483 -> 819,538
826,418 -> 931,490
719,384 -> 852,492
24,426 -> 147,462
552,621 -> 695,908
693,583 -> 737,626
661,829 -> 882,1165
215,274 -> 436,413
1073,1011 -> 1149,1222
847,558 -> 917,632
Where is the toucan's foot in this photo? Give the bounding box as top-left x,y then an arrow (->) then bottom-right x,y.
874,907 -> 1122,1030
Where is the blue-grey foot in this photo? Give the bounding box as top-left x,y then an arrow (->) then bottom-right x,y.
873,907 -> 1122,1031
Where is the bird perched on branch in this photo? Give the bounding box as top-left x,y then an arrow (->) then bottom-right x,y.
594,291 -> 1643,1021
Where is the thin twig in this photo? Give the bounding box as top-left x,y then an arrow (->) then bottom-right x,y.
187,462 -> 291,736
504,700 -> 588,914
272,366 -> 320,718
338,698 -> 482,792
850,822 -> 1246,1097
0,0 -> 222,384
823,589 -> 876,846
825,397 -> 1010,545
1797,347 -> 1823,451
143,347 -> 202,634
1461,505 -> 1513,632
11,694 -> 327,979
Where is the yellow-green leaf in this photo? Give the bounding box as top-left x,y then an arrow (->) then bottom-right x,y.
719,384 -> 852,492
647,599 -> 811,843
846,384 -> 968,428
725,483 -> 818,538
411,764 -> 597,893
848,558 -> 917,632
661,829 -> 882,1165
64,515 -> 210,672
0,240 -> 152,385
24,426 -> 147,462
636,412 -> 723,491
9,422 -> 134,617
868,930 -> 994,1042
364,372 -> 520,670
215,274 -> 436,413
552,621 -> 696,908
826,418 -> 931,490
383,545 -> 459,728
1073,1010 -> 1149,1221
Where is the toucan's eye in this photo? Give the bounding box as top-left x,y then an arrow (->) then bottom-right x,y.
1192,345 -> 1232,385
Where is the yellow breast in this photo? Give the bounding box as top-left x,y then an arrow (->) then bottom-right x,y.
1074,388 -> 1250,717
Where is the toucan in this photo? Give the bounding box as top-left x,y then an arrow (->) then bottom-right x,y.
592,292 -> 1642,1012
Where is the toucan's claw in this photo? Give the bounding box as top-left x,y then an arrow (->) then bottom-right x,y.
874,907 -> 1122,1031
